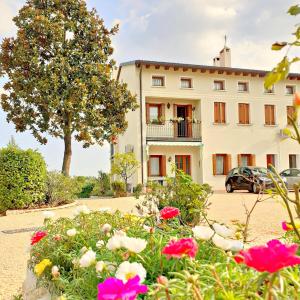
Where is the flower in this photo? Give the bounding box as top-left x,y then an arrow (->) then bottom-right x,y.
106,235 -> 124,251
143,225 -> 155,233
212,234 -> 243,252
116,261 -> 147,283
294,92 -> 300,106
212,223 -> 233,238
51,265 -> 60,278
65,30 -> 74,41
122,237 -> 147,254
97,276 -> 148,300
157,275 -> 169,286
160,207 -> 180,220
192,225 -> 214,240
96,240 -> 105,249
31,231 -> 47,245
80,246 -> 88,255
79,250 -> 96,268
162,238 -> 198,259
74,205 -> 90,216
34,259 -> 52,276
96,261 -> 106,273
43,211 -> 55,219
282,220 -> 300,231
102,223 -> 112,233
66,228 -> 77,237
235,239 -> 300,273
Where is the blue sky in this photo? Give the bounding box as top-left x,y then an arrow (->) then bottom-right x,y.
0,0 -> 298,176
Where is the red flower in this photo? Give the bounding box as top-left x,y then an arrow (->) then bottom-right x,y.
234,239 -> 300,273
162,238 -> 198,259
294,92 -> 300,106
31,231 -> 47,245
160,207 -> 180,220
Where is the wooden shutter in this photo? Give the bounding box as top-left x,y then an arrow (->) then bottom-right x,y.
161,155 -> 166,176
237,154 -> 242,166
212,154 -> 217,175
187,105 -> 193,137
146,103 -> 150,124
147,158 -> 151,177
221,103 -> 226,123
160,104 -> 165,124
271,105 -> 275,125
225,154 -> 232,174
265,105 -> 269,125
245,104 -> 250,124
250,154 -> 256,166
238,104 -> 243,124
287,106 -> 295,125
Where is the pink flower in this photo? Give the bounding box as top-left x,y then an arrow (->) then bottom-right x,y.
97,275 -> 147,300
162,238 -> 198,259
234,239 -> 300,273
282,220 -> 300,231
31,231 -> 47,245
160,207 -> 180,220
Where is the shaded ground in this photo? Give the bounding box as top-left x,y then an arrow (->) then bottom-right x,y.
0,192 -> 290,299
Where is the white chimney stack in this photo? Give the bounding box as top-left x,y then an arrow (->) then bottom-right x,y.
219,47 -> 231,67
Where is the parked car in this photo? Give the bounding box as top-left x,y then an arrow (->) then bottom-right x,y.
280,168 -> 300,190
225,166 -> 287,193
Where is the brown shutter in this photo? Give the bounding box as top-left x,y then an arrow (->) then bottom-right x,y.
271,105 -> 275,125
238,104 -> 243,124
246,104 -> 250,124
160,104 -> 165,124
221,102 -> 226,123
225,154 -> 232,174
250,154 -> 256,166
147,158 -> 151,177
146,103 -> 150,124
212,154 -> 217,175
214,103 -> 219,123
161,155 -> 167,176
237,154 -> 242,166
187,105 -> 193,137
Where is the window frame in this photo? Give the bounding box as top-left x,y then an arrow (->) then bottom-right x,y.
149,155 -> 162,177
213,80 -> 225,91
287,105 -> 296,126
264,104 -> 276,126
289,154 -> 298,169
180,77 -> 193,89
148,103 -> 162,123
237,81 -> 249,92
213,154 -> 231,175
151,75 -> 166,87
285,85 -> 296,95
214,102 -> 226,124
238,103 -> 250,125
175,155 -> 191,175
264,84 -> 275,94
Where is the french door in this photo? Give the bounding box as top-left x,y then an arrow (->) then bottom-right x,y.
175,155 -> 191,175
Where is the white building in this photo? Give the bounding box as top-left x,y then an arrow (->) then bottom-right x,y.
113,47 -> 300,190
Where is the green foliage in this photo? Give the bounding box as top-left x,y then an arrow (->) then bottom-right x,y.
145,169 -> 212,225
46,171 -> 79,206
111,181 -> 126,197
0,145 -> 46,212
0,0 -> 137,175
133,183 -> 143,199
288,4 -> 300,16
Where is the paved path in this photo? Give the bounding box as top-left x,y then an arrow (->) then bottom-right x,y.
0,193 -> 290,299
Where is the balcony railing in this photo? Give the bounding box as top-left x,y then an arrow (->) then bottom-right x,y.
146,120 -> 201,142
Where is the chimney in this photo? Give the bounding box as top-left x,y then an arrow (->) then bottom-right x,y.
213,56 -> 220,67
219,47 -> 231,67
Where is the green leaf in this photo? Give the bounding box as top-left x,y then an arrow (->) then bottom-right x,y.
264,72 -> 281,89
288,5 -> 300,16
271,42 -> 287,50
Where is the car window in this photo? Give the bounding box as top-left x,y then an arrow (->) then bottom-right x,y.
232,168 -> 239,175
252,167 -> 269,175
281,170 -> 291,177
241,167 -> 251,176
291,169 -> 300,177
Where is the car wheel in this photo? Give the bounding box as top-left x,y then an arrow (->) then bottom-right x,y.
253,183 -> 260,194
226,182 -> 234,193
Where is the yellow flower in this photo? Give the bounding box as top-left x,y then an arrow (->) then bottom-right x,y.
34,259 -> 52,277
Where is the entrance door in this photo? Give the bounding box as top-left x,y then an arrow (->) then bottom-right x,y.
175,155 -> 191,175
176,105 -> 192,137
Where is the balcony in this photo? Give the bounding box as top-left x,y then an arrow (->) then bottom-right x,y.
146,120 -> 201,142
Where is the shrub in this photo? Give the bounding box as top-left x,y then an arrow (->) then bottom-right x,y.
98,171 -> 111,195
73,176 -> 98,198
0,145 -> 47,212
45,172 -> 80,206
111,181 -> 126,197
133,183 -> 143,199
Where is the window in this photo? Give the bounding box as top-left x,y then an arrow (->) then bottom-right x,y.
238,154 -> 256,167
238,82 -> 248,92
266,154 -> 276,168
214,80 -> 225,91
148,155 -> 166,177
238,103 -> 250,124
212,154 -> 231,175
175,155 -> 191,175
146,103 -> 165,124
152,76 -> 165,87
289,154 -> 297,168
265,105 -> 276,125
287,106 -> 296,125
286,85 -> 295,95
264,85 -> 275,94
181,78 -> 192,89
214,102 -> 226,124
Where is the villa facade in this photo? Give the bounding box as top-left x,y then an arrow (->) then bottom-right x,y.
113,47 -> 300,189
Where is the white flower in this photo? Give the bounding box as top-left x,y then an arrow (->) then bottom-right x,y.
74,205 -> 90,216
43,211 -> 55,219
114,230 -> 126,237
79,250 -> 96,268
96,240 -> 105,249
192,226 -> 214,240
143,225 -> 155,233
227,240 -> 244,252
101,223 -> 112,233
66,228 -> 77,237
99,207 -> 112,213
95,261 -> 106,273
80,246 -> 88,255
106,235 -> 124,251
115,261 -> 147,283
122,237 -> 147,254
212,234 -> 231,250
51,266 -> 60,278
65,30 -> 74,41
212,223 -> 233,238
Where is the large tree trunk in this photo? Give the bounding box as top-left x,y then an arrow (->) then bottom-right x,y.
62,133 -> 72,176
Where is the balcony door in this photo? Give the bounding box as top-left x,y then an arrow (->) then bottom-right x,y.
174,104 -> 192,138
175,155 -> 191,175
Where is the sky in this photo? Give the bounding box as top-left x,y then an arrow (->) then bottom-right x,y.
0,0 -> 299,176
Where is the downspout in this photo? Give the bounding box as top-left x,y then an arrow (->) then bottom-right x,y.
139,65 -> 144,184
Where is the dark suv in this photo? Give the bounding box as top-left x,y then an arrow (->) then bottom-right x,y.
225,166 -> 285,193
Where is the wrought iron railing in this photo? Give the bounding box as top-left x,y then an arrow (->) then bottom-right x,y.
146,120 -> 201,141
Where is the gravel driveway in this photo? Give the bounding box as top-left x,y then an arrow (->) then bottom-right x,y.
0,192 -> 290,299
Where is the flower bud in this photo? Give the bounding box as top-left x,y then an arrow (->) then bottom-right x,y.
157,275 -> 169,286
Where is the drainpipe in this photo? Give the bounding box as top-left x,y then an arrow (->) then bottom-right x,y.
139,65 -> 144,184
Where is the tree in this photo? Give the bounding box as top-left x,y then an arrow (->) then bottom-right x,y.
0,0 -> 137,176
111,152 -> 140,190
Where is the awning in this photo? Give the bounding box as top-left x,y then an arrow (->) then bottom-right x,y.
147,141 -> 203,147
